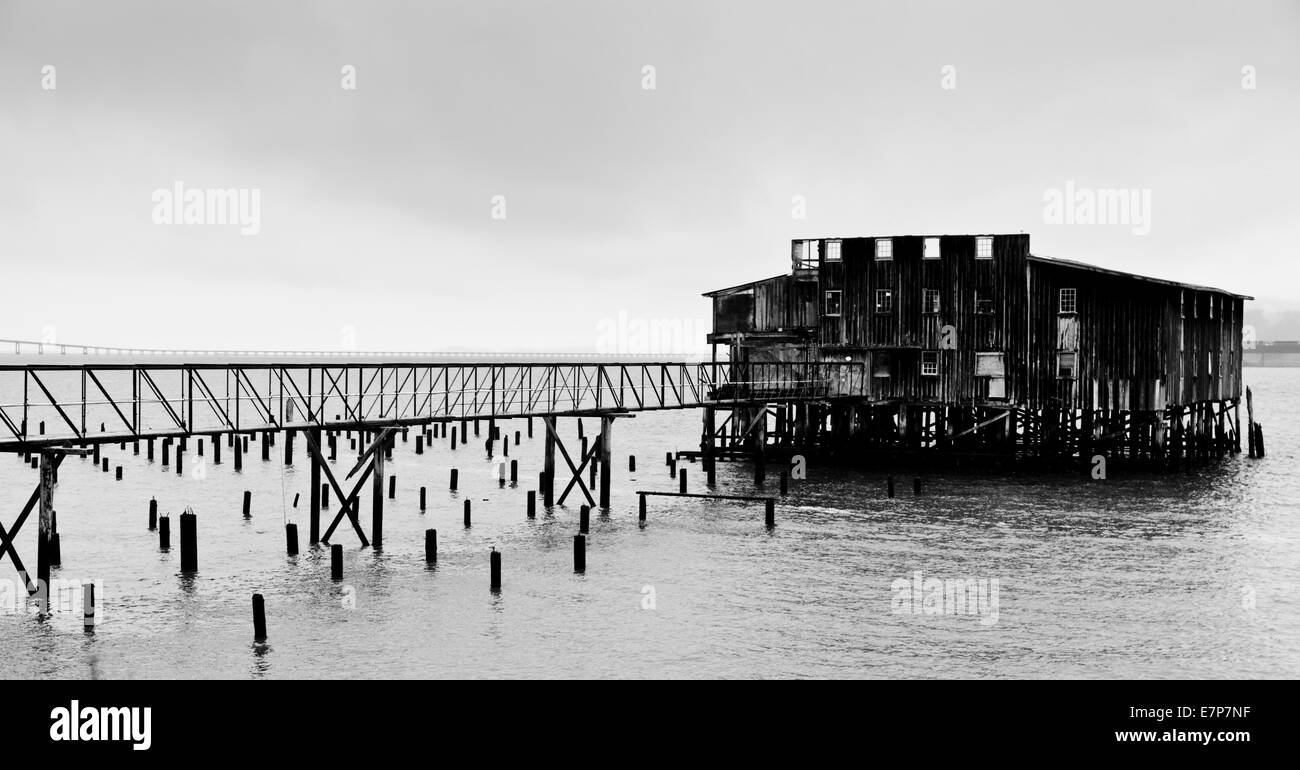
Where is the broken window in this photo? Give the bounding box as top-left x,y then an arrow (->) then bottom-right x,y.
823,290 -> 842,317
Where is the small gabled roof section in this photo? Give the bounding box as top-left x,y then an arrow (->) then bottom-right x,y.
702,274 -> 787,298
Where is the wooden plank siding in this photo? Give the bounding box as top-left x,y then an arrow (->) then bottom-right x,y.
815,234 -> 1031,404
706,234 -> 1248,410
1028,260 -> 1244,410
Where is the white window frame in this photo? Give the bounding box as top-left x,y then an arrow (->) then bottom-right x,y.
875,238 -> 893,261
975,236 -> 993,260
923,237 -> 941,260
823,290 -> 842,317
825,239 -> 842,262
923,288 -> 941,314
921,351 -> 939,377
1059,288 -> 1077,315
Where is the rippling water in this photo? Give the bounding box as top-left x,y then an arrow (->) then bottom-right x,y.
0,366 -> 1295,679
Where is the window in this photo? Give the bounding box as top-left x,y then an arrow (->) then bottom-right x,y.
875,289 -> 893,314
872,352 -> 893,378
975,289 -> 994,314
823,290 -> 842,316
923,288 -> 941,314
825,240 -> 841,262
1057,351 -> 1077,379
1059,288 -> 1077,314
921,351 -> 939,377
875,238 -> 893,261
923,237 -> 941,259
1179,290 -> 1185,318
975,236 -> 993,260
976,352 -> 1006,398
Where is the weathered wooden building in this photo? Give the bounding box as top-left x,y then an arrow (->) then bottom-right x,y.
702,234 -> 1253,468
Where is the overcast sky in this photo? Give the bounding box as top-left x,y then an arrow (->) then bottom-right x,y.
1,0 -> 1297,351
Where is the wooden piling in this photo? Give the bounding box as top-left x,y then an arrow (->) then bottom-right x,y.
573,535 -> 586,573
149,498 -> 157,530
82,582 -> 95,631
765,499 -> 775,529
388,474 -> 396,499
527,490 -> 536,518
580,505 -> 590,534
510,459 -> 518,484
638,493 -> 646,522
887,476 -> 896,498
234,435 -> 243,471
285,523 -> 298,555
159,516 -> 170,550
252,594 -> 267,641
599,416 -> 613,509
331,544 -> 343,580
420,486 -> 427,510
679,467 -> 687,493
372,441 -> 385,551
464,499 -> 471,527
425,529 -> 437,563
116,466 -> 123,481
450,468 -> 459,490
779,471 -> 788,495
490,549 -> 501,591
629,455 -> 636,472
179,511 -> 197,572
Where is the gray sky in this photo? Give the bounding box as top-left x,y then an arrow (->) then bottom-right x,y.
2,0 -> 1297,351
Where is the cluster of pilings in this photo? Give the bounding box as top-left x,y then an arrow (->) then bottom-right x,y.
690,390 -> 1265,473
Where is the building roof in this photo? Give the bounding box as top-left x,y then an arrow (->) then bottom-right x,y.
702,274 -> 787,297
1028,254 -> 1253,300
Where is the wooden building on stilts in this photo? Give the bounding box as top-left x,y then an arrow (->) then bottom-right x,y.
701,234 -> 1254,470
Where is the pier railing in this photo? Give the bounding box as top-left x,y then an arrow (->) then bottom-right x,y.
0,361 -> 867,447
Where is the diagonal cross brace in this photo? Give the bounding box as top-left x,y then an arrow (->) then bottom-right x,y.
0,452 -> 66,594
312,428 -> 394,546
543,418 -> 597,508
